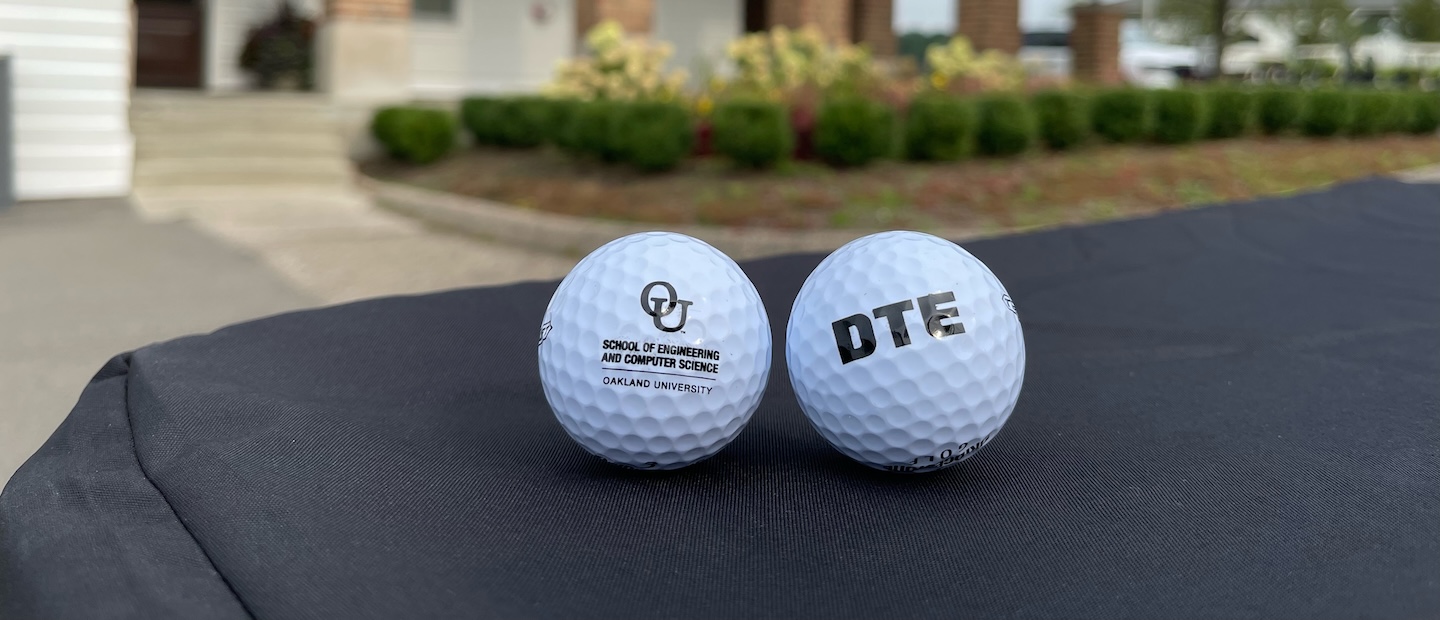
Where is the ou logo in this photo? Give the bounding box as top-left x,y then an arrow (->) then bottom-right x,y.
640,281 -> 693,333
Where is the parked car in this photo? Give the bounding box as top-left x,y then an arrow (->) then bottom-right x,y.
1120,21 -> 1200,87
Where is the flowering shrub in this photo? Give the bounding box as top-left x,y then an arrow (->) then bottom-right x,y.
547,21 -> 687,101
726,26 -> 877,98
924,36 -> 1023,93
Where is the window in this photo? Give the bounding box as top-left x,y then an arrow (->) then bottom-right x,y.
414,0 -> 456,20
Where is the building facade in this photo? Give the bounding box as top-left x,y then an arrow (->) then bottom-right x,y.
0,0 -> 1043,200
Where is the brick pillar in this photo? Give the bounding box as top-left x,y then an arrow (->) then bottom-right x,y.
575,0 -> 653,37
317,0 -> 411,101
852,0 -> 896,55
766,0 -> 851,44
1071,3 -> 1124,85
958,0 -> 1020,55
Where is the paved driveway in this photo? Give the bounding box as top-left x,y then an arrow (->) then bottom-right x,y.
0,199 -> 314,482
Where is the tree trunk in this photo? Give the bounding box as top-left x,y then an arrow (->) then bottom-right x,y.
1212,0 -> 1229,79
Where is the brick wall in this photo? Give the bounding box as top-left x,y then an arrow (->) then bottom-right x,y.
327,0 -> 409,20
852,0 -> 895,55
958,0 -> 1019,55
1071,3 -> 1124,84
575,0 -> 653,37
765,0 -> 850,43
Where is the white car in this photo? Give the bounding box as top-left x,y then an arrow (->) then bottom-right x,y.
1120,21 -> 1201,87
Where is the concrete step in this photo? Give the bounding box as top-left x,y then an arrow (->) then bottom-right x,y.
131,92 -> 334,114
135,132 -> 348,158
131,185 -> 370,221
130,114 -> 339,134
134,157 -> 353,188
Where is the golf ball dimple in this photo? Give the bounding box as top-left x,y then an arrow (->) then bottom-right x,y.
538,232 -> 771,470
786,231 -> 1025,473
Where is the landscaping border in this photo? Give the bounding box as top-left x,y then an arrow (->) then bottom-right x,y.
365,162 -> 1440,261
361,176 -> 986,260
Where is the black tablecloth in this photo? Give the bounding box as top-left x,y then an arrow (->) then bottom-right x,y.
3,179 -> 1438,619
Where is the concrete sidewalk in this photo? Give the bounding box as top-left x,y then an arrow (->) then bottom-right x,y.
0,198 -> 316,483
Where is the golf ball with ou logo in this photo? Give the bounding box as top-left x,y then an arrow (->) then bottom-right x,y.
786,231 -> 1025,473
538,232 -> 771,470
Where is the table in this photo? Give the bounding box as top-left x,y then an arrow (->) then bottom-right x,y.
3,179 -> 1437,619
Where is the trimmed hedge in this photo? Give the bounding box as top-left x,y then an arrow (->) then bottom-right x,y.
712,99 -> 793,169
1256,88 -> 1303,135
614,102 -> 693,172
1030,90 -> 1089,150
815,95 -> 895,167
462,96 -> 564,148
1404,91 -> 1440,134
550,98 -> 584,151
1205,87 -> 1254,139
1091,89 -> 1150,143
1385,91 -> 1415,134
975,94 -> 1037,156
437,86 -> 1432,174
566,100 -> 626,162
459,97 -> 502,145
1348,90 -> 1398,136
495,96 -> 558,147
371,106 -> 455,164
1152,89 -> 1206,144
904,93 -> 975,161
1301,90 -> 1353,137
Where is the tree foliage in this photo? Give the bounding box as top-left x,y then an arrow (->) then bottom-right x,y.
1281,0 -> 1384,75
1154,0 -> 1240,77
1399,0 -> 1440,42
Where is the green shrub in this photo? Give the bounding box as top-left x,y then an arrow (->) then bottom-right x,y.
903,93 -> 974,161
1404,91 -> 1440,134
1347,90 -> 1397,136
1091,89 -> 1151,143
1301,89 -> 1353,137
1030,90 -> 1089,150
974,94 -> 1037,156
459,97 -> 502,145
1384,91 -> 1413,133
371,106 -> 455,164
711,99 -> 793,169
493,96 -> 559,148
1256,88 -> 1303,135
815,95 -> 895,167
1204,87 -> 1254,139
613,101 -> 693,172
1151,89 -> 1206,144
566,100 -> 626,162
549,98 -> 584,150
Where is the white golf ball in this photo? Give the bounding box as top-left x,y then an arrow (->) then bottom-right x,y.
538,232 -> 771,470
786,231 -> 1025,473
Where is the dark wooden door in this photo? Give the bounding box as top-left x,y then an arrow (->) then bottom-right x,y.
134,0 -> 203,88
744,0 -> 769,32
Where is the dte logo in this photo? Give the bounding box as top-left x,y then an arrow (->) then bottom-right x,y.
640,281 -> 693,333
832,292 -> 965,364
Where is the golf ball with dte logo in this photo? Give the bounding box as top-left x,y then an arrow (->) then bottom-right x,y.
538,232 -> 771,470
786,231 -> 1026,473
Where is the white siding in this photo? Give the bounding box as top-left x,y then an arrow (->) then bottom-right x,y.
465,0 -> 573,95
205,0 -> 320,91
0,0 -> 132,199
653,0 -> 741,83
411,7 -> 467,97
